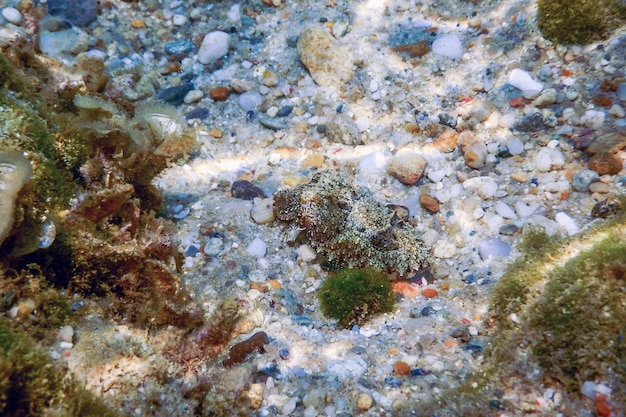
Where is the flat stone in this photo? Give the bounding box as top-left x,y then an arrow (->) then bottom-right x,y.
297,27 -> 354,88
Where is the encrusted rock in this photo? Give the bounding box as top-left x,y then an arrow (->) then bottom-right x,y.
273,171 -> 431,277
325,114 -> 361,146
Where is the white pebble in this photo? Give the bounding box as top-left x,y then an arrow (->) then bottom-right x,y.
609,104 -> 625,118
535,148 -> 564,172
514,201 -> 539,218
506,138 -> 524,155
204,237 -> 224,256
580,109 -> 605,129
477,238 -> 511,260
297,244 -> 317,262
327,356 -> 368,380
238,91 -> 263,111
618,83 -> 626,101
172,14 -> 188,26
508,68 -> 543,98
432,34 -> 464,59
250,198 -> 275,224
581,381 -> 596,399
183,89 -> 203,104
281,397 -> 297,415
555,212 -> 579,236
197,31 -> 230,65
495,201 -> 517,219
369,79 -> 379,93
57,325 -> 74,343
2,7 -> 23,25
478,179 -> 498,199
246,237 -> 268,258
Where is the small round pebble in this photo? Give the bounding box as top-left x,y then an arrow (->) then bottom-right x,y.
386,148 -> 427,185
356,393 -> 373,410
393,361 -> 411,375
2,7 -> 23,25
209,86 -> 229,101
250,198 -> 276,224
246,237 -> 268,258
572,169 -> 599,192
231,180 -> 266,200
477,238 -> 511,259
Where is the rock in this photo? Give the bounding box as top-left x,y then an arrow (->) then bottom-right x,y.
506,138 -> 525,155
2,7 -> 23,25
618,83 -> 626,101
223,331 -> 269,367
250,198 -> 276,224
420,191 -> 440,213
209,86 -> 229,101
392,40 -> 430,57
246,237 -> 268,257
572,169 -> 599,192
277,105 -> 293,117
332,19 -> 350,38
387,148 -> 427,185
198,31 -> 230,65
393,361 -> 411,375
495,202 -> 517,219
47,0 -> 99,27
433,130 -> 458,153
438,113 -> 457,128
296,244 -> 317,262
461,139 -> 488,169
532,88 -> 557,107
297,27 -> 354,88
356,393 -> 373,410
258,114 -> 288,130
588,152 -> 623,175
514,112 -> 546,132
326,114 -> 361,145
247,383 -> 264,409
204,237 -> 224,256
0,151 -> 32,246
432,34 -> 463,59
238,91 -> 263,111
477,238 -> 511,259
57,325 -> 74,343
508,68 -> 543,98
156,83 -> 194,106
232,180 -> 266,200
535,148 -> 565,172
164,39 -> 194,55
183,90 -> 203,104
555,212 -> 579,236
262,69 -> 279,87
586,133 -> 626,155
39,28 -> 89,57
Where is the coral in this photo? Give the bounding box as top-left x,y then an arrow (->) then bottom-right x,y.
537,0 -> 625,45
274,171 -> 431,277
318,268 -> 396,328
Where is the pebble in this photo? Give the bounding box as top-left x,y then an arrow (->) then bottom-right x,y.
2,7 -> 22,25
250,198 -> 276,224
277,105 -> 293,117
231,180 -> 266,200
262,69 -> 279,87
508,68 -> 543,98
588,152 -> 623,175
172,14 -> 188,26
258,114 -> 288,130
57,325 -> 74,343
618,83 -> 626,101
296,244 -> 317,262
572,168 -> 599,192
47,0 -> 99,27
238,91 -> 263,111
506,138 -> 524,155
432,34 -> 464,59
204,237 -> 224,256
532,88 -> 557,107
247,383 -> 264,409
332,19 -> 350,38
588,182 -> 610,193
198,31 -> 230,65
535,148 -> 565,172
477,238 -> 511,259
326,114 -> 361,145
183,90 -> 203,104
156,83 -> 194,106
419,191 -> 440,213
356,393 -> 373,410
609,104 -> 625,118
164,39 -> 194,55
461,140 -> 488,169
421,288 -> 438,298
297,27 -> 354,88
246,237 -> 268,258
386,148 -> 427,185
555,212 -> 579,236
209,86 -> 229,101
495,202 -> 517,219
433,130 -> 458,153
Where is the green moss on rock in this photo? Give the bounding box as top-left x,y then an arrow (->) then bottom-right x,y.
318,268 -> 396,328
538,0 -> 625,45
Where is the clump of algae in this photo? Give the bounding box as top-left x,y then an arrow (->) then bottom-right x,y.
537,0 -> 626,45
394,214 -> 626,415
318,268 -> 396,328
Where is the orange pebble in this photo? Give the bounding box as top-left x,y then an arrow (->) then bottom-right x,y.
509,97 -> 525,107
209,128 -> 222,138
421,288 -> 438,298
131,20 -> 146,28
392,281 -> 420,298
393,361 -> 411,375
444,337 -> 458,348
595,393 -> 611,417
267,279 -> 282,289
387,347 -> 400,355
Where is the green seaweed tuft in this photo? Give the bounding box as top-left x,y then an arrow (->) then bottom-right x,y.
317,268 -> 396,328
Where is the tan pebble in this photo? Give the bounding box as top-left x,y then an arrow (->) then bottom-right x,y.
510,172 -> 528,182
301,154 -> 325,168
249,282 -> 268,292
209,129 -> 223,138
274,146 -> 298,158
356,393 -> 373,410
293,120 -> 308,133
262,68 -> 279,87
433,129 -> 458,153
588,152 -> 623,175
283,175 -> 303,187
420,191 -> 440,213
405,122 -> 421,134
209,86 -> 229,101
247,383 -> 264,409
588,182 -> 611,193
297,27 -> 354,88
387,148 -> 427,185
131,20 -> 146,29
251,197 -> 275,224
587,133 -> 626,155
463,141 -> 488,169
267,279 -> 282,289
387,347 -> 400,355
17,298 -> 36,317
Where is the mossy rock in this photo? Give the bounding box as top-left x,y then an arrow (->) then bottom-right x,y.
318,268 -> 396,328
537,0 -> 625,45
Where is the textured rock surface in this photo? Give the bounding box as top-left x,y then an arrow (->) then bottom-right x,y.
297,27 -> 354,88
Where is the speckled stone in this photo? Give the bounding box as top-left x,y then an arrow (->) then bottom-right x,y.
297,27 -> 354,88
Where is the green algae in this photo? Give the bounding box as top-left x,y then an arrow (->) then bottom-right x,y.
318,268 -> 396,328
537,0 -> 626,45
